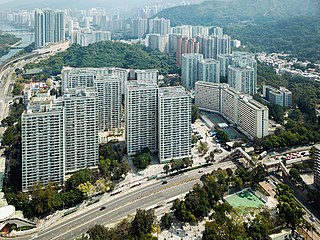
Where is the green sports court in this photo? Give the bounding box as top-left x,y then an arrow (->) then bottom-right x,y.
224,189 -> 265,209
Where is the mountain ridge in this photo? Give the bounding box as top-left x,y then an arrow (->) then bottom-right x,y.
155,0 -> 320,26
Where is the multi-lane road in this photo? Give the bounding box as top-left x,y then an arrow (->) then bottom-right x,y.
18,161 -> 236,240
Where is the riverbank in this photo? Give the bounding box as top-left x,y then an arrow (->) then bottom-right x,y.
0,33 -> 21,59
0,21 -> 33,64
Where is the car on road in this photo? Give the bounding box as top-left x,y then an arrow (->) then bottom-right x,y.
162,181 -> 168,185
100,206 -> 106,211
309,215 -> 316,222
198,170 -> 204,173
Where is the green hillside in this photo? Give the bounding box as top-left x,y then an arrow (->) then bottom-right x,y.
226,17 -> 320,62
25,41 -> 178,76
155,0 -> 320,27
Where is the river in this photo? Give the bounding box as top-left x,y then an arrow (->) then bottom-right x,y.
0,21 -> 34,64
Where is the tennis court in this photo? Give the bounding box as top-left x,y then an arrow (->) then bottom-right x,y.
224,189 -> 265,209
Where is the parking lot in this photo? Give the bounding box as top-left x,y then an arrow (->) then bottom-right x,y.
191,119 -> 229,165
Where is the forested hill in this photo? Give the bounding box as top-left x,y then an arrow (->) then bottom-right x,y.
25,41 -> 178,76
226,17 -> 320,62
155,0 -> 320,27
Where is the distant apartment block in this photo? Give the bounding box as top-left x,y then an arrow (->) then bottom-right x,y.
181,53 -> 203,89
199,59 -> 220,84
217,51 -> 257,94
147,34 -> 168,53
195,81 -> 269,139
131,18 -> 148,38
72,29 -> 111,46
34,9 -> 65,48
148,17 -> 171,35
228,66 -> 256,94
263,85 -> 292,108
158,87 -> 191,163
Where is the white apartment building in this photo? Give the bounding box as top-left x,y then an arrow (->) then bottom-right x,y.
181,53 -> 203,89
61,67 -> 96,93
63,88 -> 99,172
34,9 -> 65,49
62,67 -> 159,95
94,76 -> 121,131
125,82 -> 158,156
221,87 -> 239,123
147,34 -> 168,53
314,145 -> 320,189
195,81 -> 269,139
134,69 -> 159,84
158,87 -> 191,163
199,59 -> 220,83
237,96 -> 269,139
131,18 -> 148,38
148,17 -> 171,35
228,66 -> 256,94
195,82 -> 229,113
22,97 -> 65,192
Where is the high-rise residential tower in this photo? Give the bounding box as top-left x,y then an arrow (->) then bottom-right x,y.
94,76 -> 121,131
158,87 -> 191,163
181,53 -> 203,89
199,59 -> 220,83
22,96 -> 65,192
63,88 -> 99,173
125,82 -> 158,156
34,9 -> 45,48
314,145 -> 320,189
227,66 -> 256,95
34,9 -> 65,49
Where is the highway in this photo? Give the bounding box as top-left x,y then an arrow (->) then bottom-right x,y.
23,161 -> 237,240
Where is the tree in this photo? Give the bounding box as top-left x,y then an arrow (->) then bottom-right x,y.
276,184 -> 305,230
131,209 -> 156,238
160,213 -> 173,230
192,134 -> 198,144
191,105 -> 200,123
197,141 -> 209,156
133,148 -> 152,169
216,129 -> 230,142
184,184 -> 210,219
288,109 -> 303,122
171,199 -> 196,223
163,164 -> 170,175
289,168 -> 302,183
205,151 -> 215,163
245,214 -> 270,240
66,168 -> 94,191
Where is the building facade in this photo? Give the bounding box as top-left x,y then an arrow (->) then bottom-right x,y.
34,9 -> 65,49
158,87 -> 191,163
125,82 -> 158,156
314,145 -> 320,189
181,53 -> 203,89
199,59 -> 220,84
63,88 -> 99,172
195,81 -> 269,139
94,76 -> 121,131
22,97 -> 65,192
228,66 -> 256,95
